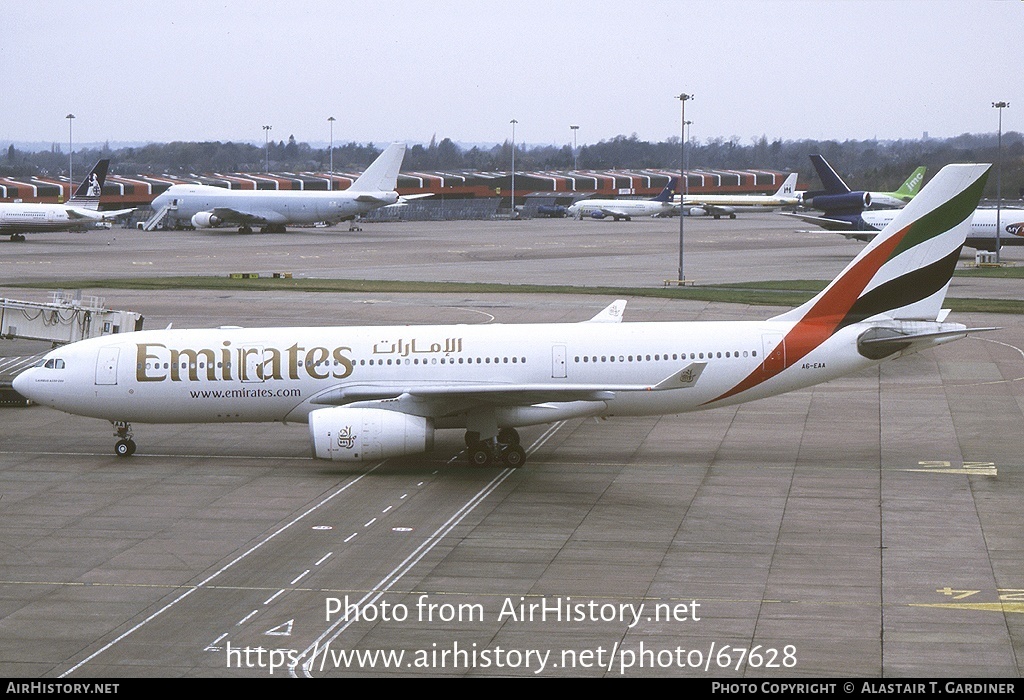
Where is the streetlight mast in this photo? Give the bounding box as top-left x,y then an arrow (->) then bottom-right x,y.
510,119 -> 518,219
675,93 -> 693,283
993,101 -> 1009,263
570,124 -> 579,171
328,116 -> 336,191
65,114 -> 75,200
263,125 -> 272,173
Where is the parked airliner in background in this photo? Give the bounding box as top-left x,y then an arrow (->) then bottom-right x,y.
0,159 -> 134,241
145,142 -> 406,233
566,178 -> 678,220
14,164 -> 991,466
799,156 -> 926,216
678,173 -> 799,219
825,206 -> 1024,252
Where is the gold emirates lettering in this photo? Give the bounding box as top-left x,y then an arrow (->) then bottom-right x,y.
136,341 -> 354,382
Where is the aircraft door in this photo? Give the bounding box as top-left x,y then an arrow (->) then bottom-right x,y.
95,347 -> 119,385
761,333 -> 786,375
240,346 -> 265,383
552,344 -> 567,378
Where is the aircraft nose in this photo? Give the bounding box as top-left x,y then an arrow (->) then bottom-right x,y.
12,368 -> 35,400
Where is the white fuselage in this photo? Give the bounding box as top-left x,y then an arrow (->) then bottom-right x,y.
861,208 -> 1024,245
679,192 -> 801,209
151,184 -> 400,227
0,202 -> 112,233
566,198 -> 675,220
15,319 -> 890,428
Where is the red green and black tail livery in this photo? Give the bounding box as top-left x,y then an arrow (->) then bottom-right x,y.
711,163 -> 990,405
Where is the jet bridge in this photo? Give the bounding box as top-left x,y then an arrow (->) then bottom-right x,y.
0,291 -> 144,345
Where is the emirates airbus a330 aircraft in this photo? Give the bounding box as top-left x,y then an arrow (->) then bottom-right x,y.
14,164 -> 991,466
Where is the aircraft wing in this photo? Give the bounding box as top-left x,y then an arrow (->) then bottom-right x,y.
64,208 -> 100,220
779,211 -> 857,230
688,202 -> 738,216
207,207 -> 287,225
100,207 -> 136,219
598,206 -> 632,219
65,206 -> 137,221
307,362 -> 708,418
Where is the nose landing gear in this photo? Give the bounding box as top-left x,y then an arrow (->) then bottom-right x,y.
113,421 -> 136,457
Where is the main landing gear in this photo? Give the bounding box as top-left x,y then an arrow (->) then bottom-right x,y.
113,421 -> 136,457
464,428 -> 526,468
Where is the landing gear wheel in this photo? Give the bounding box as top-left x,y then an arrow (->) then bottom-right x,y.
468,442 -> 494,467
115,438 -> 136,457
502,445 -> 526,468
497,427 -> 520,447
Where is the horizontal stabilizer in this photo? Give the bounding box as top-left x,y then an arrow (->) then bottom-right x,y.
857,325 -> 998,359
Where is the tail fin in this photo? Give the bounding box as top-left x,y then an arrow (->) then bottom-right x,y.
894,166 -> 926,200
651,177 -> 678,202
67,159 -> 109,209
809,154 -> 850,194
773,172 -> 798,198
772,163 -> 989,327
708,164 -> 989,406
348,143 -> 406,193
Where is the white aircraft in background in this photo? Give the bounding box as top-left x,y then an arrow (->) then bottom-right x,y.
0,159 -> 134,241
15,164 -> 992,467
145,142 -> 406,233
833,207 -> 1024,252
678,172 -> 800,219
566,178 -> 678,220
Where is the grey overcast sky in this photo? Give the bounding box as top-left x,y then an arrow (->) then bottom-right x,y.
2,0 -> 1020,149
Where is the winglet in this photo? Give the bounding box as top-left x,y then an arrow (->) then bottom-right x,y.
585,299 -> 627,323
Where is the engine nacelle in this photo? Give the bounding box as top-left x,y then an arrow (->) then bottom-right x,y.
589,210 -> 606,219
687,207 -> 708,217
191,211 -> 223,228
309,407 -> 434,461
804,191 -> 870,213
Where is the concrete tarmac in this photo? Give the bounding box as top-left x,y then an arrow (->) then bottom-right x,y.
0,215 -> 1022,677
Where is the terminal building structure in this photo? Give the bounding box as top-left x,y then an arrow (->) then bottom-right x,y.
0,167 -> 796,220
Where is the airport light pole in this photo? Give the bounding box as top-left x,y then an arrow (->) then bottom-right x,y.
993,101 -> 1009,263
263,124 -> 272,173
676,93 -> 693,283
328,116 -> 335,191
570,124 -> 579,171
65,113 -> 75,200
684,120 -> 692,201
510,118 -> 517,219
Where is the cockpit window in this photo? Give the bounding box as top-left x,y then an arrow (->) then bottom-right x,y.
42,359 -> 66,369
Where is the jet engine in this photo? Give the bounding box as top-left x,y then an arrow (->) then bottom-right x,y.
191,211 -> 223,228
803,192 -> 871,213
309,406 -> 434,461
686,207 -> 708,217
589,211 -> 607,219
